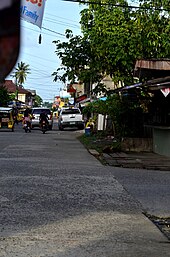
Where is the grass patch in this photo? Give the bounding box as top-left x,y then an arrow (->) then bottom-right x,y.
78,132 -> 121,154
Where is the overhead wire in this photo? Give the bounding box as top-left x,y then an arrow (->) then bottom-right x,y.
45,12 -> 81,24
43,18 -> 80,29
22,52 -> 57,64
43,14 -> 80,27
41,26 -> 65,36
30,63 -> 57,72
21,9 -> 81,38
25,80 -> 62,87
27,85 -> 60,90
20,9 -> 81,100
62,0 -> 170,12
27,76 -> 53,80
21,25 -> 65,38
21,11 -> 81,37
21,24 -> 65,37
29,70 -> 51,76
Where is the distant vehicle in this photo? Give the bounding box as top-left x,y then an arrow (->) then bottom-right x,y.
0,107 -> 15,132
58,107 -> 84,130
31,107 -> 53,130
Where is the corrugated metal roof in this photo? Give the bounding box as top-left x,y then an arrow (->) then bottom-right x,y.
113,77 -> 170,92
3,80 -> 31,94
135,60 -> 170,70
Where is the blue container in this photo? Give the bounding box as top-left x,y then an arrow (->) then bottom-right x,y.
85,127 -> 91,136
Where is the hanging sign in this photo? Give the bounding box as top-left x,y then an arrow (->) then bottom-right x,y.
20,0 -> 46,28
161,88 -> 170,97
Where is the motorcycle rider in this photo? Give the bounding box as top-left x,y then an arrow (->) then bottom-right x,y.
12,107 -> 18,124
24,107 -> 30,118
23,107 -> 32,130
39,111 -> 49,128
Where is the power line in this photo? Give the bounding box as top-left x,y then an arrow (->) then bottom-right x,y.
21,25 -> 65,39
21,21 -> 65,37
22,52 -> 57,64
29,70 -> 51,77
28,76 -> 53,80
31,63 -> 57,72
31,66 -> 54,73
25,84 -> 60,90
43,14 -> 80,28
43,18 -> 80,29
28,68 -> 52,75
62,0 -> 170,12
41,26 -> 65,36
45,12 -> 81,24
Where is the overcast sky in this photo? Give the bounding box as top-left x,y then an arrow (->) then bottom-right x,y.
8,0 -> 83,102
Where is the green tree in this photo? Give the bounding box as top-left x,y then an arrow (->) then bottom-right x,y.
83,88 -> 152,138
53,0 -> 170,86
80,0 -> 170,84
12,61 -> 31,88
34,95 -> 43,107
52,29 -> 103,85
42,102 -> 52,109
0,86 -> 10,107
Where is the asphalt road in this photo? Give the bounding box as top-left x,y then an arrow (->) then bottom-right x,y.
111,167 -> 170,217
0,120 -> 170,257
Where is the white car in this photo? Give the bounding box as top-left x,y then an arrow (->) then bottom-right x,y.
31,107 -> 53,130
58,107 -> 84,130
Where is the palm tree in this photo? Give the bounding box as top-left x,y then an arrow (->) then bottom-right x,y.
12,61 -> 31,88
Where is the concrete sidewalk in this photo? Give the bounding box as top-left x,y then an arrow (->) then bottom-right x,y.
92,150 -> 170,171
77,145 -> 170,246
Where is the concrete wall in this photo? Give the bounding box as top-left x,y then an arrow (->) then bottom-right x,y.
121,137 -> 153,152
153,127 -> 170,157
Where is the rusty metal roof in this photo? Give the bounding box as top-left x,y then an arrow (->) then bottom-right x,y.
135,59 -> 170,71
